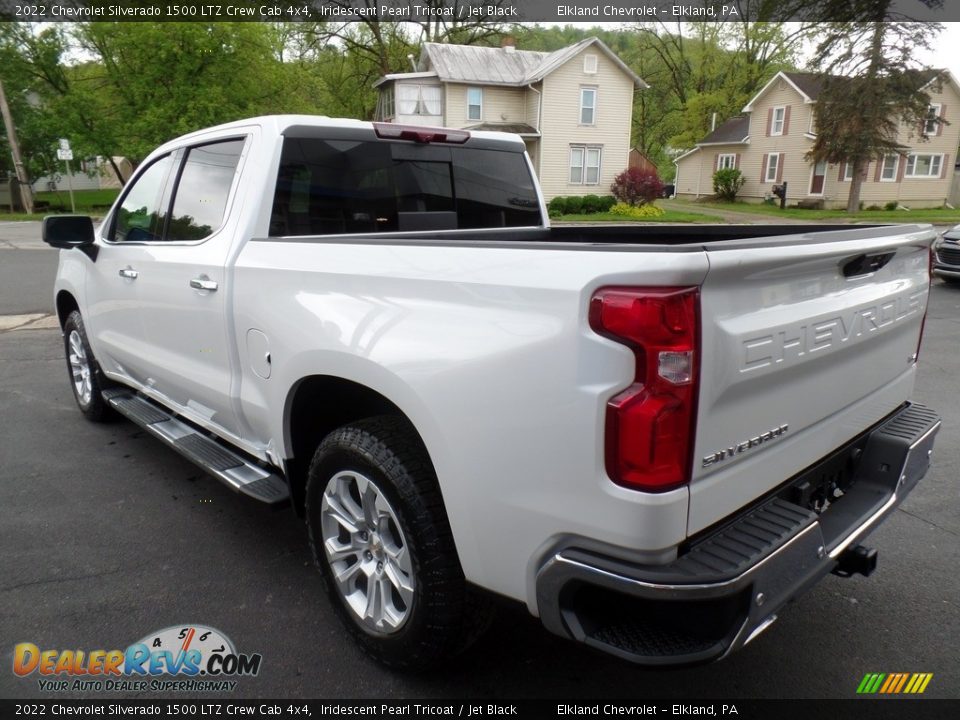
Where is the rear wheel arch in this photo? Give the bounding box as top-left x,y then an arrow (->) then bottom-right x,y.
283,375 -> 436,517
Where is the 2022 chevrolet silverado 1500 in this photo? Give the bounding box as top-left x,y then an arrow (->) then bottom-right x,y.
44,116 -> 940,669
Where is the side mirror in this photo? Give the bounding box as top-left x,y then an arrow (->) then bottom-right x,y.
42,215 -> 96,249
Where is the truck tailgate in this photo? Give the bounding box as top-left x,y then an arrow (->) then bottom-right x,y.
689,225 -> 934,534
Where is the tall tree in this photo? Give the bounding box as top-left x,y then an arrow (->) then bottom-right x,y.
807,3 -> 945,213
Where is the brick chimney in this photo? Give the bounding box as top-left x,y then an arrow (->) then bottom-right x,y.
501,36 -> 516,53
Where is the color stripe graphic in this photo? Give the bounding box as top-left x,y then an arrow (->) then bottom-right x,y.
857,672 -> 933,694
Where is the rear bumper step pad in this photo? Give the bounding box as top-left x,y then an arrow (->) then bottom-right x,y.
103,389 -> 289,505
535,402 -> 940,666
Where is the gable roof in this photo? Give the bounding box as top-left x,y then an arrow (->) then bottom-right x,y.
378,37 -> 647,89
698,115 -> 750,145
744,68 -> 956,111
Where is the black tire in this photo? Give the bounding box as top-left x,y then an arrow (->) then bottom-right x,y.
62,310 -> 115,422
305,415 -> 493,670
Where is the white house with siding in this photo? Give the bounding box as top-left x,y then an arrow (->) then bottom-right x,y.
375,37 -> 646,200
674,70 -> 960,209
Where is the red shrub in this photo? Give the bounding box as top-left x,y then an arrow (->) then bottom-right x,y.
611,168 -> 664,206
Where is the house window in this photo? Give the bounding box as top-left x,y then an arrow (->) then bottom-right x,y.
765,153 -> 780,182
467,87 -> 483,121
580,88 -> 597,125
378,85 -> 394,120
924,104 -> 942,135
583,54 -> 597,74
905,153 -> 944,178
843,162 -> 854,181
397,84 -> 442,116
880,154 -> 899,181
771,106 -> 786,135
570,146 -> 602,185
717,154 -> 736,170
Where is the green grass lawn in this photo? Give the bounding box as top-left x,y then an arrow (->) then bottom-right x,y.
0,188 -> 120,221
670,198 -> 960,224
554,209 -> 716,223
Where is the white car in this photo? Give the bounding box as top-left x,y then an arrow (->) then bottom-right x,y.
44,116 -> 940,669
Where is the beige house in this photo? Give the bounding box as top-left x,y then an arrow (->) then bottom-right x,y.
375,37 -> 646,200
674,70 -> 960,209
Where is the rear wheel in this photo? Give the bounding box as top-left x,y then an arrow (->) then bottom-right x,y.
305,416 -> 493,669
62,310 -> 114,422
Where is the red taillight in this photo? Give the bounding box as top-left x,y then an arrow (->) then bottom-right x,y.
590,287 -> 700,492
373,122 -> 469,144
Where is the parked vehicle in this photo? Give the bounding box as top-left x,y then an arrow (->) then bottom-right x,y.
44,116 -> 940,669
933,224 -> 960,283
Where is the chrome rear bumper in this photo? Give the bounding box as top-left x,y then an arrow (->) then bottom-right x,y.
535,403 -> 940,665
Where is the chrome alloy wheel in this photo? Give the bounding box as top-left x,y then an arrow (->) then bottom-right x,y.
68,329 -> 93,406
320,470 -> 415,634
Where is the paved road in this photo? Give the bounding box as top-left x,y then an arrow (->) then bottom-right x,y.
0,222 -> 57,316
1,225 -> 958,702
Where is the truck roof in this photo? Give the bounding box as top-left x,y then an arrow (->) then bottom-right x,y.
153,114 -> 529,155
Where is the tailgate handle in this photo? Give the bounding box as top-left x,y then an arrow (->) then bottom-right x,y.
842,252 -> 895,278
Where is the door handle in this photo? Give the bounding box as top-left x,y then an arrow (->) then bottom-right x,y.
190,276 -> 218,292
118,267 -> 139,280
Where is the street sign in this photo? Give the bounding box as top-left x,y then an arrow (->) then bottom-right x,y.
58,138 -> 71,151
57,148 -> 73,161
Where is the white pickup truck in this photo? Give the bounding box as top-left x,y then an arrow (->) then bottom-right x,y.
44,116 -> 940,669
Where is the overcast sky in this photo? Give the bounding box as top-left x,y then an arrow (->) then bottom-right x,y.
915,22 -> 960,77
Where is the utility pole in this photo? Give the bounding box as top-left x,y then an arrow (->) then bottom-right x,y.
0,78 -> 34,215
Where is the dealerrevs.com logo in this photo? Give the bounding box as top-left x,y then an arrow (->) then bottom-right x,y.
13,625 -> 262,693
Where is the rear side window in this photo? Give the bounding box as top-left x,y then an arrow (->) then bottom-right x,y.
269,137 -> 540,236
168,139 -> 245,241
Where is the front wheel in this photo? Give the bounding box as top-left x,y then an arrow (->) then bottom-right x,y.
305,416 -> 493,670
62,310 -> 114,422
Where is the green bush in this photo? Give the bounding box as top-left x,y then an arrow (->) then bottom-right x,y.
547,196 -> 568,215
712,168 -> 745,202
582,194 -> 603,214
565,196 -> 584,214
866,204 -> 883,211
599,195 -> 617,212
884,201 -> 899,211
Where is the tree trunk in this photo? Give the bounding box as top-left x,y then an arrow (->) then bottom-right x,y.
846,22 -> 886,215
846,158 -> 865,214
106,156 -> 126,185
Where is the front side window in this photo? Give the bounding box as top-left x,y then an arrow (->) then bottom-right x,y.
717,154 -> 736,170
167,139 -> 245,241
467,87 -> 483,121
110,155 -> 174,242
771,106 -> 786,135
580,88 -> 596,125
905,153 -> 944,178
765,153 -> 780,182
